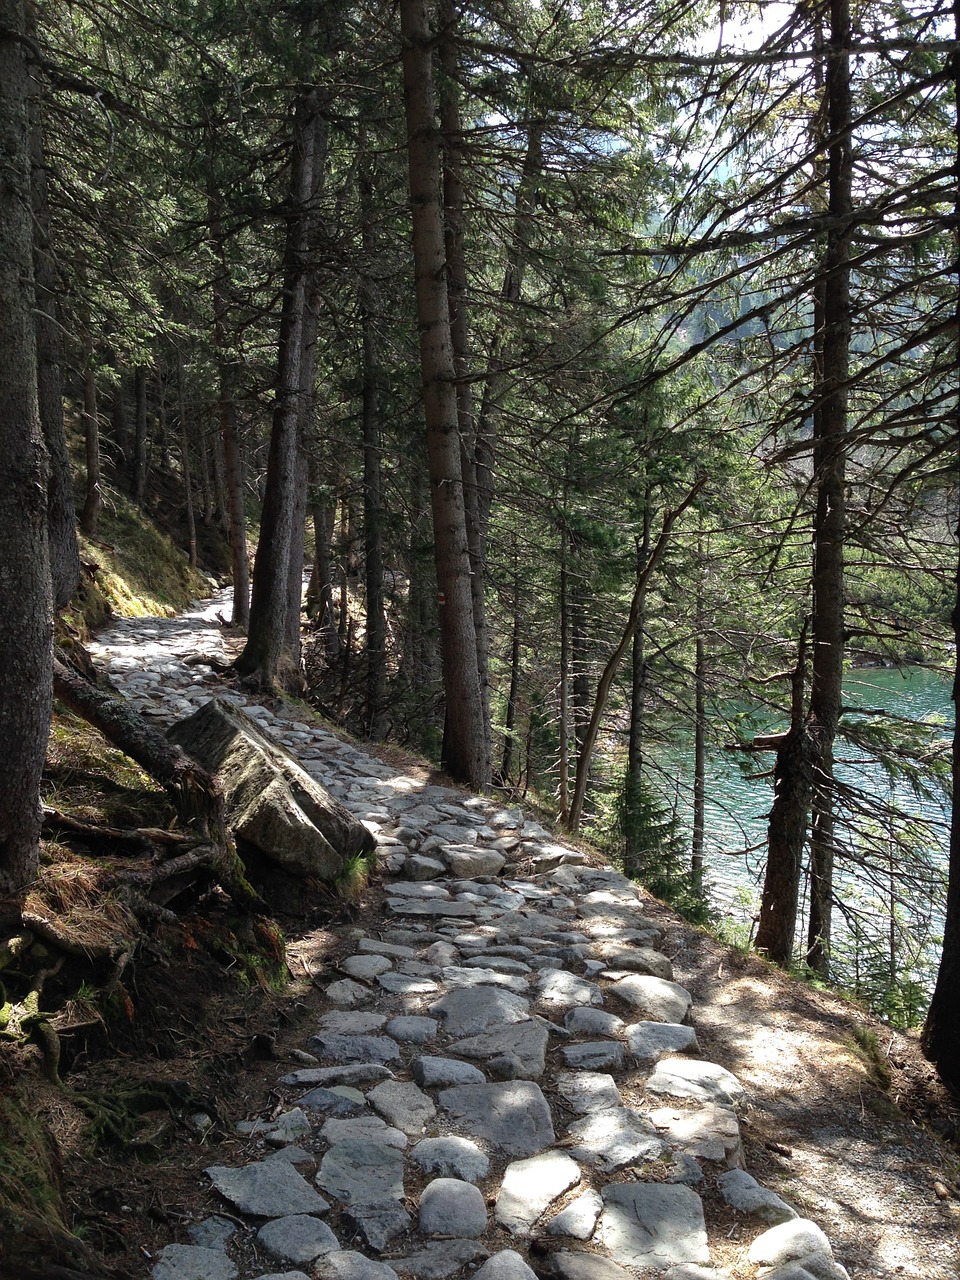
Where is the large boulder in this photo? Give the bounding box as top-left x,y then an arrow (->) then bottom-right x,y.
168,699 -> 374,900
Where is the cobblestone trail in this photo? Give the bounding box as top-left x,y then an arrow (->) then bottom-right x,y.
89,594 -> 851,1280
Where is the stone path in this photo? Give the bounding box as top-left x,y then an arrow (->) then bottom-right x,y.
89,593 -> 852,1280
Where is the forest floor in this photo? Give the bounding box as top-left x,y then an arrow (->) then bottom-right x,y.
22,595 -> 960,1280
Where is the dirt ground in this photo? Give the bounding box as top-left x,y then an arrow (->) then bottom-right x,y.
634,891 -> 960,1279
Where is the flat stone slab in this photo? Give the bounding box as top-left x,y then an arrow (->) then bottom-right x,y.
320,1116 -> 408,1149
556,1071 -> 622,1115
410,1136 -> 490,1183
388,899 -> 481,918
376,972 -> 440,995
592,943 -> 673,980
599,1183 -> 709,1269
610,975 -> 693,1023
535,969 -> 603,1010
419,1177 -> 488,1238
342,1201 -> 412,1251
152,1244 -> 238,1280
412,1055 -> 486,1087
440,846 -> 507,877
257,1215 -> 341,1264
280,1064 -> 393,1087
306,1034 -> 401,1065
536,1251 -> 634,1280
645,1058 -> 745,1106
626,1022 -> 699,1064
430,987 -> 530,1037
358,939 -> 417,959
566,1108 -> 665,1171
325,978 -> 371,1007
495,1150 -> 581,1233
317,1012 -> 389,1034
390,1241 -> 489,1278
450,1021 -> 550,1078
718,1169 -> 797,1223
648,1104 -> 743,1167
367,1079 -> 436,1134
561,1041 -> 626,1071
438,1080 -> 555,1157
316,1139 -> 405,1204
545,1189 -> 604,1239
296,1087 -> 365,1116
563,1008 -> 625,1038
205,1160 -> 330,1218
441,965 -> 528,993
384,1015 -> 438,1043
316,1251 -> 401,1280
340,954 -> 393,980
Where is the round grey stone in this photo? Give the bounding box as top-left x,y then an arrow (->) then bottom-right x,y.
419,1177 -> 488,1238
472,1251 -> 538,1280
412,1056 -> 486,1087
257,1215 -> 340,1264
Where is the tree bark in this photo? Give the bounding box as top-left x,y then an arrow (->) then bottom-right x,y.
399,0 -> 488,790
176,357 -> 198,568
624,498 -> 652,864
132,364 -> 149,506
359,158 -> 388,739
567,481 -> 705,832
79,333 -> 102,536
0,0 -> 53,923
28,42 -> 79,612
438,0 -> 491,779
806,0 -> 852,976
755,628 -> 811,966
921,0 -> 960,1091
236,84 -> 325,689
209,198 -> 250,625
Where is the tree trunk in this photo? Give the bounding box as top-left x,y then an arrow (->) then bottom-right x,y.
921,0 -> 960,1091
28,44 -> 79,612
438,0 -> 491,779
236,85 -> 325,690
692,551 -> 707,886
558,526 -> 571,824
79,333 -> 102,536
109,354 -> 131,469
399,0 -> 488,790
210,199 -> 250,626
176,357 -> 198,568
308,460 -> 340,660
132,365 -> 149,506
755,629 -> 811,966
806,0 -> 852,976
567,482 -> 705,832
624,499 -> 652,864
499,542 -> 523,784
0,0 -> 53,925
359,159 -> 387,739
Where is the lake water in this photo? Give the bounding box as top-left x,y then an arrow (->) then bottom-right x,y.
653,666 -> 953,996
